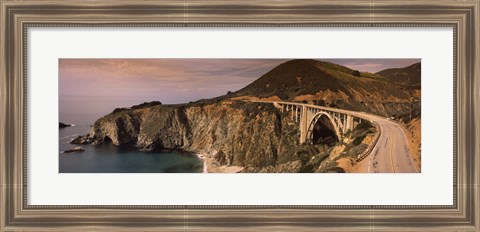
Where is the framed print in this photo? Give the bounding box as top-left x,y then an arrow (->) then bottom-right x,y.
1,0 -> 479,231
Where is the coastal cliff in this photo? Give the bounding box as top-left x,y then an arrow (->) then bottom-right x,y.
69,59 -> 422,172
72,100 -> 375,172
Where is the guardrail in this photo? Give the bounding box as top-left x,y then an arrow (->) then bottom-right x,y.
356,123 -> 381,162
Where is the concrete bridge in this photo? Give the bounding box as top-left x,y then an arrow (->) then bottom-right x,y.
263,101 -> 419,173
272,101 -> 366,144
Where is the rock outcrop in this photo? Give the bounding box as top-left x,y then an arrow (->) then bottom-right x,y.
71,100 -> 341,171
59,122 -> 71,129
62,147 -> 85,153
71,100 -> 376,172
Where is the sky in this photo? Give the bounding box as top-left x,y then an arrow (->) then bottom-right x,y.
59,58 -> 419,105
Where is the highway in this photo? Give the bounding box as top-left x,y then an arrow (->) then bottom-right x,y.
273,101 -> 419,173
349,113 -> 419,173
251,100 -> 420,173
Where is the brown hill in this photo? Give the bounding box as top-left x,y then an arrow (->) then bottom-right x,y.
234,59 -> 350,99
376,62 -> 421,87
231,59 -> 417,120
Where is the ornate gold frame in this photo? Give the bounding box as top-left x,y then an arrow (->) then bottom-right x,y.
1,0 -> 478,231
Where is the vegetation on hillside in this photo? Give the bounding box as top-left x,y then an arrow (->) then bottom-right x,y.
228,59 -> 420,120
376,62 -> 421,86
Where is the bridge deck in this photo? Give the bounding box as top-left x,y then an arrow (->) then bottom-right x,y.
248,100 -> 419,173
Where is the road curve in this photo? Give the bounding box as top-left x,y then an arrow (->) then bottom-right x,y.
265,101 -> 419,173
352,113 -> 419,173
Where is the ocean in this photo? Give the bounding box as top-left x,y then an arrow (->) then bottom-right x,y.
59,96 -> 203,173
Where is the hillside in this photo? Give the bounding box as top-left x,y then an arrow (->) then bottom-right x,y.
231,59 -> 419,121
69,59 -> 421,173
376,62 -> 421,86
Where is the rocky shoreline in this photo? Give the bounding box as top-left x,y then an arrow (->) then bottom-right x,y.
70,132 -> 244,173
68,101 -> 306,172
69,100 -> 378,173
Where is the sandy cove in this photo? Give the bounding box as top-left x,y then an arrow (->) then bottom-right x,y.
195,150 -> 243,173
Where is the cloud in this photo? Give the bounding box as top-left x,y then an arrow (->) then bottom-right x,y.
59,59 -> 286,103
321,59 -> 420,72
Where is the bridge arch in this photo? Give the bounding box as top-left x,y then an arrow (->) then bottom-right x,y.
305,112 -> 342,145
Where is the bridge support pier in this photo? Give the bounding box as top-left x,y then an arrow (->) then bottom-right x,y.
299,105 -> 308,144
344,115 -> 354,133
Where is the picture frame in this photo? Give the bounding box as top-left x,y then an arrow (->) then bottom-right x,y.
1,0 -> 478,231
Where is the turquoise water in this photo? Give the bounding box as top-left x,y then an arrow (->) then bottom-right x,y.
59,96 -> 203,173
